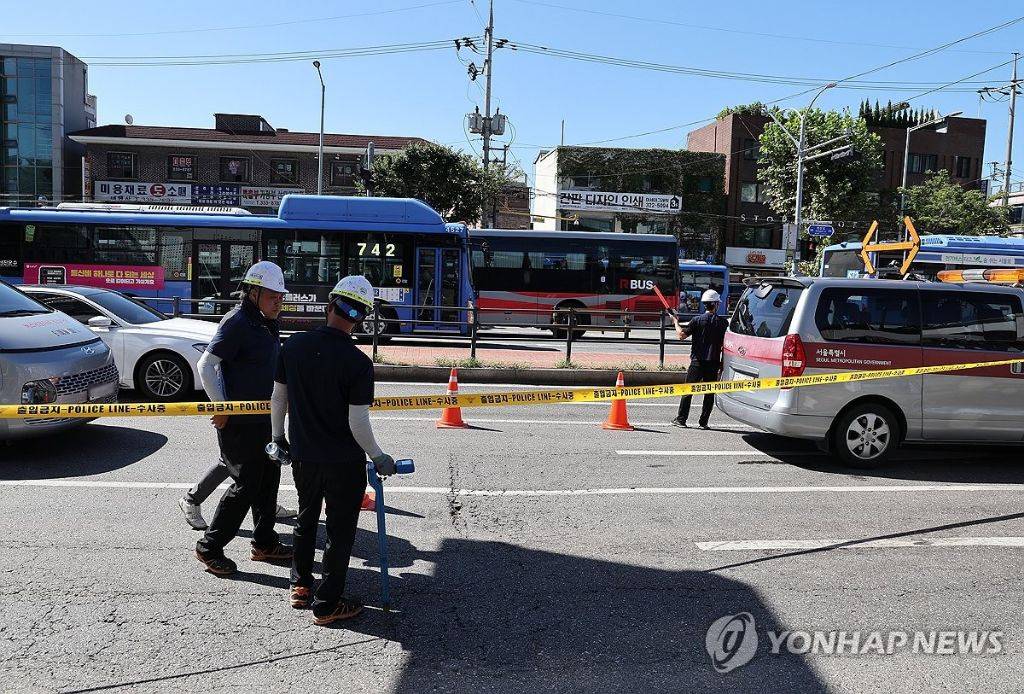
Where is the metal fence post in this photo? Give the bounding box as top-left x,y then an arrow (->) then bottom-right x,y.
172,296 -> 181,317
371,301 -> 380,362
565,307 -> 575,364
469,305 -> 478,361
658,308 -> 666,369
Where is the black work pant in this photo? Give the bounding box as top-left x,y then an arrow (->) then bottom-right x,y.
677,358 -> 720,426
196,417 -> 280,556
291,457 -> 367,617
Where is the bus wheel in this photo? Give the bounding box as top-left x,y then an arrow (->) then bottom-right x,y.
550,302 -> 590,339
356,306 -> 394,344
832,402 -> 900,469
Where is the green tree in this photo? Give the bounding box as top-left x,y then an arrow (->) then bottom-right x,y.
899,170 -> 1009,235
360,142 -> 515,224
758,107 -> 884,225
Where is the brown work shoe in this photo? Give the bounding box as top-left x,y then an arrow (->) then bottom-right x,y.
313,598 -> 364,626
250,542 -> 293,563
195,549 -> 237,576
290,586 -> 312,609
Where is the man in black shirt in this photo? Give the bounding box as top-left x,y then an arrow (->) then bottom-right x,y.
672,289 -> 729,430
271,275 -> 396,626
194,261 -> 293,576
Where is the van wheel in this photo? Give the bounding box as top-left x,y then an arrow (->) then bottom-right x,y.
832,402 -> 899,469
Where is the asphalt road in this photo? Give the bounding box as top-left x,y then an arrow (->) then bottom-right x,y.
2,383 -> 1023,693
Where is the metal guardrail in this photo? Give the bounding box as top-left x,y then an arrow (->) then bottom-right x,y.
136,296 -> 684,368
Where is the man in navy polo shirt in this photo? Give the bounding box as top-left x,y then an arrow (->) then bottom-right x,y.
194,261 -> 294,576
270,275 -> 396,626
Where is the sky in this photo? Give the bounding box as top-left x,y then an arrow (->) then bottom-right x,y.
5,0 -> 1023,193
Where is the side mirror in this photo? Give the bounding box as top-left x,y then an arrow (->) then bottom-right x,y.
88,316 -> 113,328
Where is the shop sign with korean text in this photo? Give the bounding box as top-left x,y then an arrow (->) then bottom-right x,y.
557,190 -> 683,215
94,181 -> 192,204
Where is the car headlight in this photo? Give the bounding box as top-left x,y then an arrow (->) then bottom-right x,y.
192,343 -> 209,353
22,378 -> 58,404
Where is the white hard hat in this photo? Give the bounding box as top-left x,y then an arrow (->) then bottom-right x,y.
329,275 -> 375,311
701,289 -> 721,304
242,261 -> 288,294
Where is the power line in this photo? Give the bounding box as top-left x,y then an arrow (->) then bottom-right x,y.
7,1 -> 463,38
508,0 -> 1013,56
81,38 -> 475,66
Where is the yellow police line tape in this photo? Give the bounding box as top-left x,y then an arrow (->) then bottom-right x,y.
1,356 -> 1023,419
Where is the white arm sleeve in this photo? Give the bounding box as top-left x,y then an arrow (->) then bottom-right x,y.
348,404 -> 383,459
197,351 -> 226,402
271,381 -> 288,439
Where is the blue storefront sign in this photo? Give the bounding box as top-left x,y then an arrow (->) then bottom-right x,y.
192,184 -> 240,207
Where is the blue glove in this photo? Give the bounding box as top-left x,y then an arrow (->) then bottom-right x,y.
371,453 -> 396,477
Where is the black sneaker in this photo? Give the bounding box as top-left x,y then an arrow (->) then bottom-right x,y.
698,422 -> 711,430
671,418 -> 688,428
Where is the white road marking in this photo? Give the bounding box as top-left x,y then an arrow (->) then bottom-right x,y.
374,416 -> 755,428
697,537 -> 1024,551
2,480 -> 1022,496
616,450 -> 813,456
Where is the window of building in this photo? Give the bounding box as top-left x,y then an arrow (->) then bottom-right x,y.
697,176 -> 713,193
270,158 -> 299,185
330,161 -> 357,187
742,138 -> 760,160
908,153 -> 938,175
94,226 -> 158,264
570,216 -> 615,233
740,182 -> 765,203
734,225 -> 774,249
568,176 -> 594,189
921,292 -> 1024,352
167,155 -> 196,181
814,288 -> 920,345
106,152 -> 137,180
218,156 -> 250,183
954,156 -> 972,179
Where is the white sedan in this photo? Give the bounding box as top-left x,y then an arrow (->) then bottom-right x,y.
22,285 -> 219,401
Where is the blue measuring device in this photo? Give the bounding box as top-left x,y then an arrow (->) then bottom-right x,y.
366,458 -> 415,611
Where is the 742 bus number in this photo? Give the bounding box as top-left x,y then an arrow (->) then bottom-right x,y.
357,242 -> 397,257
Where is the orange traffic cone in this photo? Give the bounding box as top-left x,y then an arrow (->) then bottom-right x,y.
436,368 -> 470,429
361,490 -> 376,512
602,371 -> 634,431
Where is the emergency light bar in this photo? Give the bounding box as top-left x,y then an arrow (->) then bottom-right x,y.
936,268 -> 1024,284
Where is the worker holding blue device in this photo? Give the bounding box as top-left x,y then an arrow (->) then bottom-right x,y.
270,275 -> 397,626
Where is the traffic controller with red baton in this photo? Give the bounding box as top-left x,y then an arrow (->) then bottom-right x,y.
366,458 -> 415,611
652,285 -> 681,327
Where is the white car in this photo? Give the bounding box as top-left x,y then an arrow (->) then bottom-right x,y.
22,285 -> 219,401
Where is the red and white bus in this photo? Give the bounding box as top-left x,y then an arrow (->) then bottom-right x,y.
469,229 -> 679,334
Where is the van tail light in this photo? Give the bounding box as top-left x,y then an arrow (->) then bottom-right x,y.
781,333 -> 806,379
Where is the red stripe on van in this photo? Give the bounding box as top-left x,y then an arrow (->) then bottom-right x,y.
803,342 -> 922,370
922,347 -> 1024,378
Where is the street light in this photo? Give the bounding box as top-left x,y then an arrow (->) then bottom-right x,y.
899,110 -> 963,222
313,60 -> 326,196
768,81 -> 838,274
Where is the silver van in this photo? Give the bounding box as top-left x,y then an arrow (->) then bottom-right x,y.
718,277 -> 1024,467
0,280 -> 119,440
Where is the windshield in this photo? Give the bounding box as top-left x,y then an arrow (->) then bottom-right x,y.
0,282 -> 51,316
821,249 -> 864,278
730,283 -> 804,338
91,291 -> 167,324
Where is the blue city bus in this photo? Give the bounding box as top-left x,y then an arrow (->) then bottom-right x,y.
677,262 -> 729,319
820,234 -> 1024,280
0,195 -> 474,337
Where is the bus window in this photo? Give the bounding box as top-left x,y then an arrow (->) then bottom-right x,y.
821,248 -> 864,277
267,233 -> 341,285
611,242 -> 674,295
94,226 -> 158,265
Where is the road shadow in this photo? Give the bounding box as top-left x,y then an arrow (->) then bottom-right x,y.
0,424 -> 167,479
737,433 -> 1024,485
337,537 -> 826,693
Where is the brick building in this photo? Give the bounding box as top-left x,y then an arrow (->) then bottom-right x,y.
69,113 -> 429,212
687,111 -> 987,277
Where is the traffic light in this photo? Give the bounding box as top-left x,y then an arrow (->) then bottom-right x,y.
360,164 -> 374,192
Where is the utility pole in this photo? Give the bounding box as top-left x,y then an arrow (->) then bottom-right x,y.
1003,52 -> 1019,208
482,0 -> 495,226
313,60 -> 326,196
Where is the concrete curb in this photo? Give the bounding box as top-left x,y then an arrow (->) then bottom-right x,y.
373,365 -> 687,385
